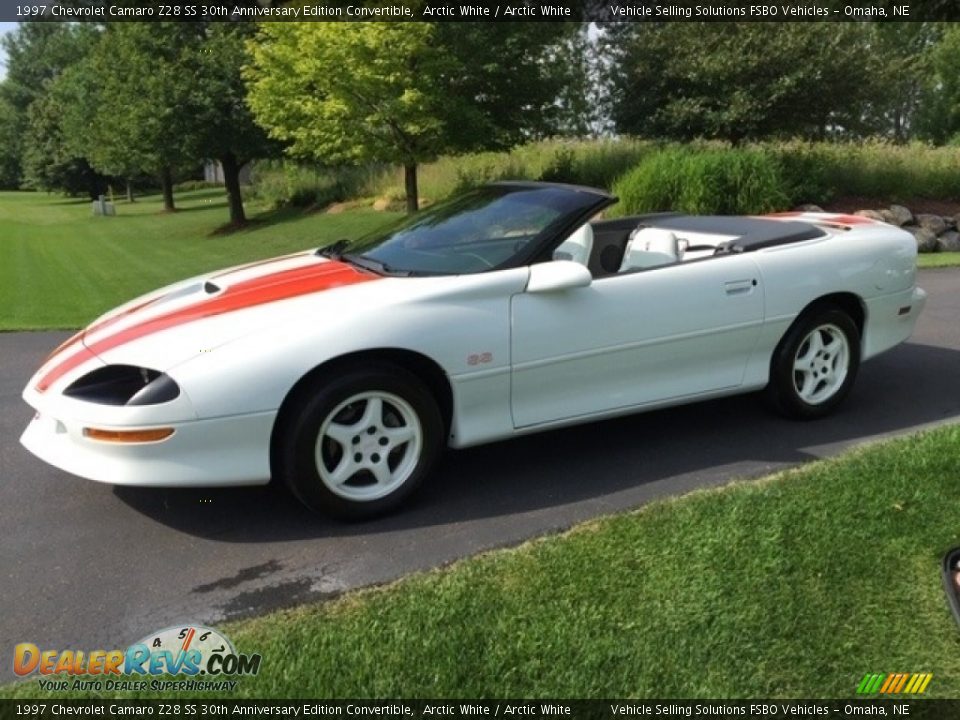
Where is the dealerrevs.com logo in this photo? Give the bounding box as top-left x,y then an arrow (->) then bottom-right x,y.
13,625 -> 261,692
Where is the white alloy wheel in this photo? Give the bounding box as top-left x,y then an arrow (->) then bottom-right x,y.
791,323 -> 851,406
315,391 -> 423,502
766,306 -> 861,420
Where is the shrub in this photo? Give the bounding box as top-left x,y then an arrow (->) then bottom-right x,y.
246,161 -> 378,210
539,147 -> 578,184
769,141 -> 837,206
173,180 -> 222,192
769,140 -> 960,205
611,146 -> 789,216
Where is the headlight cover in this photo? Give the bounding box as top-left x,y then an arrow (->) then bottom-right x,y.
63,365 -> 181,406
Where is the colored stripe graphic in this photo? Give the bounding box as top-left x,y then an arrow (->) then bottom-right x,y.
858,673 -> 932,694
36,259 -> 378,392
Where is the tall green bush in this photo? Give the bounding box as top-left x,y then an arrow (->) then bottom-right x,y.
611,146 -> 789,216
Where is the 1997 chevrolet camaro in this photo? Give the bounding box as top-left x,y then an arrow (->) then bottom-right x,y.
21,182 -> 926,518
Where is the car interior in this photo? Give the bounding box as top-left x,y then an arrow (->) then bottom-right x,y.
552,214 -> 828,279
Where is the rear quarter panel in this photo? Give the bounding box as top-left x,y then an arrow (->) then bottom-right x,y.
743,219 -> 918,387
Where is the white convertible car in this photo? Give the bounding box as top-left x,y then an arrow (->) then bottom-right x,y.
22,182 -> 926,518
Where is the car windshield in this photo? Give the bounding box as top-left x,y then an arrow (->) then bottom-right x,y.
328,185 -> 604,275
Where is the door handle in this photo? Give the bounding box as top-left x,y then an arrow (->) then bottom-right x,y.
724,279 -> 757,295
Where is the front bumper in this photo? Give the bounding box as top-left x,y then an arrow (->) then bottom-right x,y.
20,408 -> 276,487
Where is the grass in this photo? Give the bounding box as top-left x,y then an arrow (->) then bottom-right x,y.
918,252 -> 960,269
5,424 -> 960,699
0,190 -> 399,330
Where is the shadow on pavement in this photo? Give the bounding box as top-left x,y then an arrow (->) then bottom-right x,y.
113,341 -> 960,543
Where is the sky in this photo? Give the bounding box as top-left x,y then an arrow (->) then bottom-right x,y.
0,21 -> 16,80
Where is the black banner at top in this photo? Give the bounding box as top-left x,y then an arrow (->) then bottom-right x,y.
2,699 -> 960,720
1,0 -> 959,23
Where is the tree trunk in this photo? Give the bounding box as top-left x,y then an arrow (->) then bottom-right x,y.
220,152 -> 246,226
126,180 -> 135,203
404,163 -> 419,214
160,167 -> 175,212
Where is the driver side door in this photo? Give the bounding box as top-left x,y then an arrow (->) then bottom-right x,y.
510,255 -> 764,428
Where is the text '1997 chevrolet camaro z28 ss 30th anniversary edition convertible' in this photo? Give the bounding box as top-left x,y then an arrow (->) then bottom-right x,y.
21,182 -> 926,518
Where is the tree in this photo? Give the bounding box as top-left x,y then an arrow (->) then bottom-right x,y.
602,23 -> 879,143
83,22 -> 271,223
184,23 -> 275,225
21,65 -> 107,198
861,23 -> 940,141
81,23 -> 196,212
245,22 -> 575,212
0,23 -> 98,190
0,94 -> 21,189
917,25 -> 960,144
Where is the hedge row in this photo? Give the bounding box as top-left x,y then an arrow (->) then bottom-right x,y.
611,140 -> 960,216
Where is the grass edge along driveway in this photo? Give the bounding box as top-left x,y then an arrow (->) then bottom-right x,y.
4,423 -> 960,699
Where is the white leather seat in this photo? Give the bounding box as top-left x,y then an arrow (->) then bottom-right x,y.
620,227 -> 681,272
553,223 -> 593,266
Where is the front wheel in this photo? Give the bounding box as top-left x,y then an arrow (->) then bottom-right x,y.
765,307 -> 861,420
277,364 -> 443,519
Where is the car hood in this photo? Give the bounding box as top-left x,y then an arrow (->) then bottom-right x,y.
33,251 -> 385,393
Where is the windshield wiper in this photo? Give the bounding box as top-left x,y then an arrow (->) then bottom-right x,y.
316,238 -> 350,259
341,253 -> 407,276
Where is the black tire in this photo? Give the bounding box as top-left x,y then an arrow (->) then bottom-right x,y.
276,363 -> 443,519
765,306 -> 861,420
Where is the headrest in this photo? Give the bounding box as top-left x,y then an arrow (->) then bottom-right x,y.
553,223 -> 594,266
620,227 -> 680,271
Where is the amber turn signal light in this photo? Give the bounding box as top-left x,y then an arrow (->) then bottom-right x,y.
82,427 -> 175,443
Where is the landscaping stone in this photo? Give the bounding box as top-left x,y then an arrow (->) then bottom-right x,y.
795,203 -> 824,213
937,230 -> 960,252
888,204 -> 913,227
879,209 -> 899,225
907,226 -> 939,253
855,209 -> 886,222
915,213 -> 948,236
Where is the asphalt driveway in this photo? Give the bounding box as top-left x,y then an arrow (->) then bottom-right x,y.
1,268 -> 958,683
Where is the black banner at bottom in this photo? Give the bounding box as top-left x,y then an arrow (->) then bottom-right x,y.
1,699 -> 958,720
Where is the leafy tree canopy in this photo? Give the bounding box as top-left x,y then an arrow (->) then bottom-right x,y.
245,22 -> 576,211
602,22 -> 882,143
81,22 -> 272,222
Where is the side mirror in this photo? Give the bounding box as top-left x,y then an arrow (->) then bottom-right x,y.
526,261 -> 593,294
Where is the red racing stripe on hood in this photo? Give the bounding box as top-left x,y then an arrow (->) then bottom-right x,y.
36,260 -> 378,393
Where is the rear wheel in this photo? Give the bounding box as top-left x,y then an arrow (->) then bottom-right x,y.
766,307 -> 861,420
278,364 -> 442,519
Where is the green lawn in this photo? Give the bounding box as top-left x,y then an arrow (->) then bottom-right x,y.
0,190 -> 399,330
5,424 -> 960,699
918,252 -> 960,269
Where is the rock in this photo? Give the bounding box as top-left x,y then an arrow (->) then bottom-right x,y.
325,202 -> 348,214
888,204 -> 913,227
795,203 -> 824,213
855,209 -> 886,222
879,209 -> 899,225
937,230 -> 960,252
372,197 -> 393,212
908,226 -> 939,253
915,213 -> 948,236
